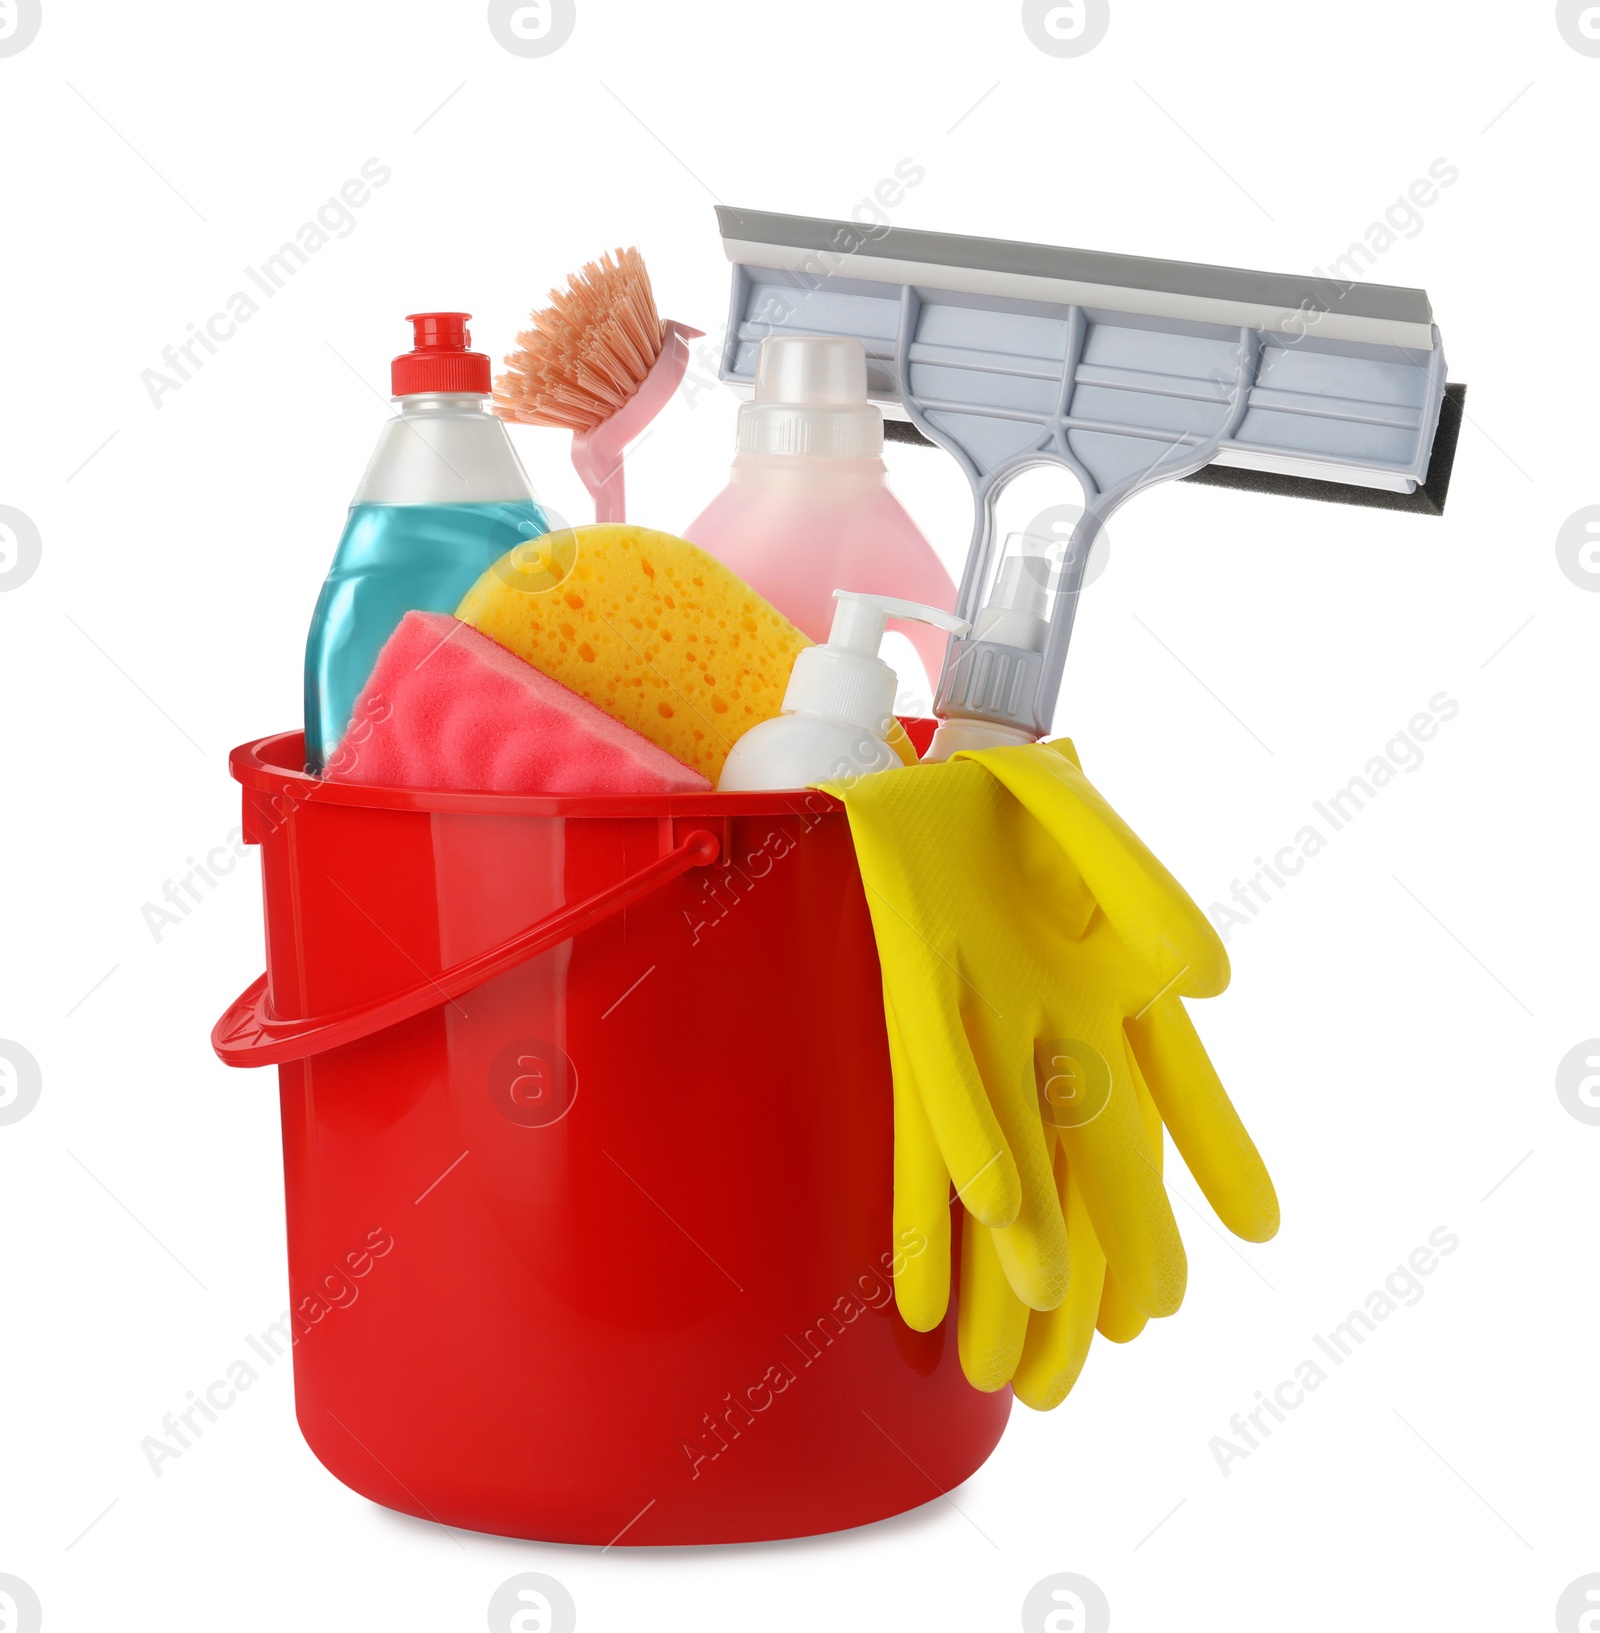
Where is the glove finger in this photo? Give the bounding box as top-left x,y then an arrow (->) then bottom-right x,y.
984,1038 -> 1071,1312
1096,1264 -> 1151,1343
885,992 -> 953,1332
1013,1140 -> 1105,1410
957,1210 -> 1031,1392
1110,1045 -> 1175,1339
881,941 -> 1021,1229
1097,1048 -> 1166,1343
1058,1032 -> 1187,1318
1126,994 -> 1280,1243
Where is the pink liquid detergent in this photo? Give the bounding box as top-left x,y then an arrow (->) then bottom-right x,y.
684,336 -> 955,695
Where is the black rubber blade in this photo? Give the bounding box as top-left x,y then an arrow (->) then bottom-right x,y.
1180,381 -> 1466,516
884,417 -> 939,448
883,382 -> 1467,518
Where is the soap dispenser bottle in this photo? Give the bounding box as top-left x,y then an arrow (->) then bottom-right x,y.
717,592 -> 968,792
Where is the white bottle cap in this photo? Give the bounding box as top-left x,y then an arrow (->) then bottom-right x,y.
736,336 -> 884,458
784,591 -> 969,734
973,537 -> 1052,653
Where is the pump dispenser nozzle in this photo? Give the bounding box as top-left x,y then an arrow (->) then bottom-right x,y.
784,591 -> 969,736
716,590 -> 969,791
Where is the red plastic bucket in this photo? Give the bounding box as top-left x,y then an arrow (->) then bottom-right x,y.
213,730 -> 1007,1545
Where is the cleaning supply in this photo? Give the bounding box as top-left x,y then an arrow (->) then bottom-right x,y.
213,728 -> 1009,1543
712,207 -> 1463,750
822,738 -> 1278,1401
323,611 -> 710,795
926,541 -> 1055,758
454,523 -> 810,784
494,247 -> 702,524
304,312 -> 550,771
718,592 -> 967,792
684,335 -> 957,694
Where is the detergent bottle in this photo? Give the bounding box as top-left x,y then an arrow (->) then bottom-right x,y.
684,336 -> 956,702
303,312 -> 550,771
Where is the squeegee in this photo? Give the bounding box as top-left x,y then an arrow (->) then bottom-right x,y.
713,206 -> 1464,752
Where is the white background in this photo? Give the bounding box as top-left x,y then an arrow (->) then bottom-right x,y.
2,1 -> 1596,1629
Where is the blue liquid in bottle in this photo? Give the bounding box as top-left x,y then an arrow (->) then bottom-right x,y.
304,499 -> 547,768
303,312 -> 551,772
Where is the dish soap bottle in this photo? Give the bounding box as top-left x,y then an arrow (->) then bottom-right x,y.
683,336 -> 956,701
718,592 -> 968,792
304,312 -> 550,771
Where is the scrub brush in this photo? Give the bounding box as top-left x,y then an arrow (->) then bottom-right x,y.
494,247 -> 703,524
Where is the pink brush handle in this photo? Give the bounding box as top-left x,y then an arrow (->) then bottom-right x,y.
571,319 -> 703,525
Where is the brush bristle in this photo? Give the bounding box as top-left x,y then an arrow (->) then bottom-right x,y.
494,246 -> 666,432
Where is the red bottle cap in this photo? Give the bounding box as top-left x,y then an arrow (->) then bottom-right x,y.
391,312 -> 491,396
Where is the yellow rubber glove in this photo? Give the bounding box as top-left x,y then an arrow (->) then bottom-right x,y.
826,739 -> 1278,1399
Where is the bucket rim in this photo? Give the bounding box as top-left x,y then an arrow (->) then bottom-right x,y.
231,730 -> 857,820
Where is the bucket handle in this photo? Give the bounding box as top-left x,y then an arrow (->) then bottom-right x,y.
211,826 -> 722,1069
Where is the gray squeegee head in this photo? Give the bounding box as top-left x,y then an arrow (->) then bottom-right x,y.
714,206 -> 1459,740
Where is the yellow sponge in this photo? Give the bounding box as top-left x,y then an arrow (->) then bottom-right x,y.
456,524 -> 810,783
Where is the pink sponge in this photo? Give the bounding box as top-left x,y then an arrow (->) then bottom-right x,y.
325,611 -> 711,795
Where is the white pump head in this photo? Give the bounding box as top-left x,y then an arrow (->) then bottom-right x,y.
736,336 -> 884,458
783,591 -> 969,735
